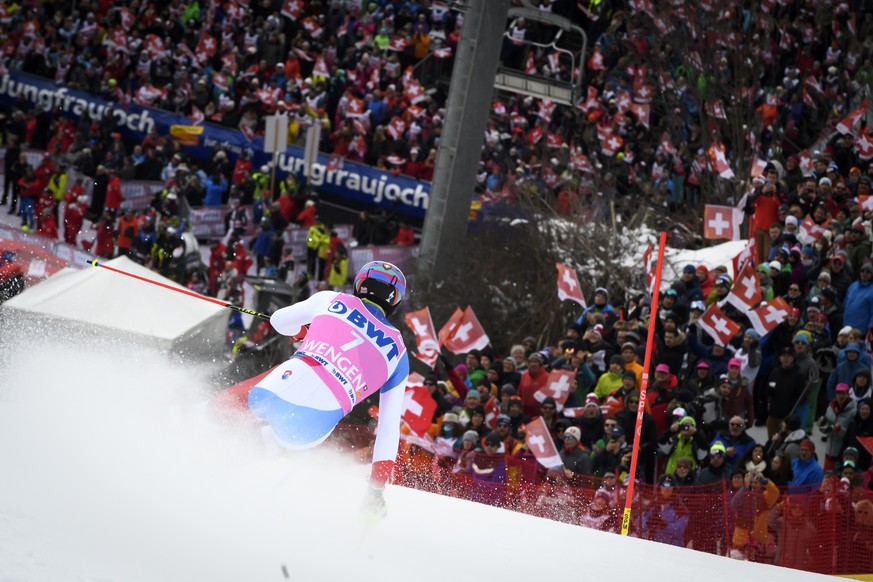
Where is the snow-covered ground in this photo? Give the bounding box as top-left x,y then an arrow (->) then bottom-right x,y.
0,311 -> 836,582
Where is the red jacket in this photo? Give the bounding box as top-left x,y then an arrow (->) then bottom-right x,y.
37,214 -> 58,239
105,176 -> 123,210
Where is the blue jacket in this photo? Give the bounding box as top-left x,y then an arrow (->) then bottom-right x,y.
827,344 -> 867,400
642,501 -> 689,547
842,279 -> 873,332
575,303 -> 617,326
788,456 -> 824,493
204,178 -> 227,206
687,331 -> 733,378
710,431 -> 755,469
253,227 -> 274,257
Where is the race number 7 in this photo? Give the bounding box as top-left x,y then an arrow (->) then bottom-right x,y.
340,331 -> 365,351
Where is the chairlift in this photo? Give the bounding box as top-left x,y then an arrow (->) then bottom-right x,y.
494,6 -> 588,106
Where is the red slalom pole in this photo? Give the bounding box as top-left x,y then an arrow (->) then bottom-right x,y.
620,231 -> 667,536
86,259 -> 272,320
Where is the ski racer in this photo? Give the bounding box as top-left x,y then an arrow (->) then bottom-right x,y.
248,261 -> 409,517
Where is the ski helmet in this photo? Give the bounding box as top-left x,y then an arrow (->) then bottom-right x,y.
354,261 -> 406,315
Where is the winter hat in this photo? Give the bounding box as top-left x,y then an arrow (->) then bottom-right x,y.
744,328 -> 760,340
442,412 -> 460,424
843,447 -> 860,461
710,441 -> 727,456
542,396 -> 557,408
610,354 -> 625,366
769,260 -> 783,271
564,426 -> 582,441
836,383 -> 850,393
838,326 -> 853,337
594,287 -> 609,298
757,262 -> 770,274
584,393 -> 600,408
508,396 -> 523,408
500,384 -> 517,396
466,389 -> 481,401
818,271 -> 831,282
496,414 -> 512,426
696,361 -> 710,369
690,300 -> 706,312
718,374 -> 731,385
793,332 -> 810,345
683,264 -> 696,274
622,369 -> 638,379
728,358 -> 743,369
672,407 -> 687,419
655,363 -> 670,374
483,431 -> 502,447
462,430 -> 479,443
821,287 -> 837,303
785,215 -> 799,227
659,474 -> 675,486
610,425 -> 625,438
454,363 -> 468,378
799,440 -> 815,452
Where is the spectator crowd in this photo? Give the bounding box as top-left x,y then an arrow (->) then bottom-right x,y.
3,0 -> 873,572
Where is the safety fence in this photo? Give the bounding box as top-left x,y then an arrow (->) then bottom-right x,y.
368,436 -> 873,576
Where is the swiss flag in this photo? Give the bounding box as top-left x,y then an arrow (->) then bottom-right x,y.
731,238 -> 757,277
239,121 -> 256,141
600,131 -> 624,157
525,52 -> 536,74
483,396 -> 500,429
796,150 -> 814,173
699,304 -> 742,346
312,56 -> 329,78
119,7 -> 134,30
389,36 -> 411,52
386,117 -> 406,140
405,307 -> 440,368
407,105 -> 425,119
534,369 -> 575,411
630,102 -> 650,128
837,99 -> 868,135
747,297 -> 792,337
856,128 -> 873,161
301,17 -> 323,38
703,205 -> 741,241
524,416 -> 563,469
492,101 -> 506,116
403,80 -> 426,105
144,34 -> 165,58
538,100 -> 557,123
402,386 -> 437,436
587,47 -> 605,72
798,215 -> 829,244
346,97 -> 365,116
578,86 -> 600,113
103,26 -> 128,54
706,100 -> 728,120
642,243 -> 656,293
189,105 -> 205,125
196,33 -> 218,64
708,143 -> 735,179
527,126 -> 543,145
556,262 -> 586,307
725,264 -> 762,311
433,47 -> 452,58
750,158 -> 768,179
442,306 -> 490,354
281,0 -> 301,19
545,132 -> 563,149
437,307 -> 464,347
326,153 -> 344,172
571,149 -> 593,173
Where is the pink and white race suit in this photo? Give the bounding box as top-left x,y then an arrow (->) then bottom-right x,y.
248,291 -> 409,487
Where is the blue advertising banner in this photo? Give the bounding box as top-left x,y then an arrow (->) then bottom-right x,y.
0,72 -> 431,218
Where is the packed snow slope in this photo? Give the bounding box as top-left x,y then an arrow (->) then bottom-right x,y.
0,312 -> 835,582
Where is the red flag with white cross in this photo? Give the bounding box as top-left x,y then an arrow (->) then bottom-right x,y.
746,297 -> 792,337
731,238 -> 757,277
281,0 -> 301,19
698,304 -> 742,346
533,369 -> 575,411
725,264 -> 762,311
405,307 -> 440,368
703,205 -> 741,241
437,307 -> 463,347
524,416 -> 563,469
443,306 -> 490,354
402,386 -> 437,436
556,262 -> 586,307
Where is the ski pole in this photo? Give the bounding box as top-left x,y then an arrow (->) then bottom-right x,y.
85,259 -> 271,320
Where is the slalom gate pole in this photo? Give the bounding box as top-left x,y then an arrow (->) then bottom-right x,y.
85,259 -> 272,320
620,231 -> 667,536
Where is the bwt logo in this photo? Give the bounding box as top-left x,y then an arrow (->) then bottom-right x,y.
282,370 -> 293,379
328,300 -> 400,361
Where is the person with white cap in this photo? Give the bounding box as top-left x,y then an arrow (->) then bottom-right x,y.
560,426 -> 593,478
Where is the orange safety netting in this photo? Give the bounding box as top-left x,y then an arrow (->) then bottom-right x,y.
390,446 -> 873,576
